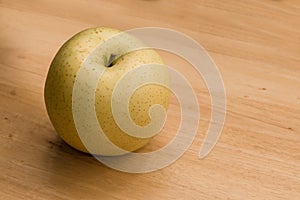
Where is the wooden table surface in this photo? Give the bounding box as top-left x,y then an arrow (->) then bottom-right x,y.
1,0 -> 300,199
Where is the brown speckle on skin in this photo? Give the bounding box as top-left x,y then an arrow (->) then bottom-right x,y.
259,87 -> 267,90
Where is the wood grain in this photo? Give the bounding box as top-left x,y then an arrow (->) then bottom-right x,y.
1,0 -> 300,199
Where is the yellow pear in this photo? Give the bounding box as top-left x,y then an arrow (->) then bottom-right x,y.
44,27 -> 170,155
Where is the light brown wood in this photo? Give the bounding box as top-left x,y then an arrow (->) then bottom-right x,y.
1,0 -> 300,199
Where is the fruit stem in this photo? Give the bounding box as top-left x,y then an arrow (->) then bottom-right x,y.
106,54 -> 116,67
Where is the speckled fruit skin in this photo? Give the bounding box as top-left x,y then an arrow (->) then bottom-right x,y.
44,27 -> 170,155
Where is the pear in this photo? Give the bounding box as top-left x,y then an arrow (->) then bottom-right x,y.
44,27 -> 170,155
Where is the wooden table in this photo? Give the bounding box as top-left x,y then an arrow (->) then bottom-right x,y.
1,0 -> 300,199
